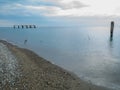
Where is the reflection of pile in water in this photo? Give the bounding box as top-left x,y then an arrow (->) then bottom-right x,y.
0,43 -> 20,87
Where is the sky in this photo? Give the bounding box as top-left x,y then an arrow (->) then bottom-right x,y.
0,0 -> 120,27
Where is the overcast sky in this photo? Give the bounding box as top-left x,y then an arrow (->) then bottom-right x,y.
0,0 -> 120,27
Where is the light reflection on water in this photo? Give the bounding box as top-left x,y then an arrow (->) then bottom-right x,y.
0,27 -> 120,89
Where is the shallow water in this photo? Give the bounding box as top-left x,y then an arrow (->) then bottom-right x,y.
0,26 -> 120,89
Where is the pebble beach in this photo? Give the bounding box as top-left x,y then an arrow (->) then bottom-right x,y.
0,40 -> 110,90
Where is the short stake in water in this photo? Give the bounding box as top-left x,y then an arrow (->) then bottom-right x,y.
110,21 -> 114,40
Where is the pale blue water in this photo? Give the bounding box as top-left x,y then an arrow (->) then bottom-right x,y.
0,26 -> 120,89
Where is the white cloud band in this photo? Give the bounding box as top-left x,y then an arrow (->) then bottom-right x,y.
0,0 -> 120,17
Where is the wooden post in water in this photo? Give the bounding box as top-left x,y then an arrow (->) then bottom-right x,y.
29,25 -> 32,28
110,21 -> 114,40
26,25 -> 28,29
22,25 -> 24,29
18,25 -> 20,28
13,25 -> 15,29
34,25 -> 36,28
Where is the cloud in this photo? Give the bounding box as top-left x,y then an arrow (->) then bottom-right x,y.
1,0 -> 120,27
0,3 -> 63,16
0,0 -> 120,17
29,0 -> 120,17
56,1 -> 88,10
0,3 -> 28,16
44,0 -> 88,9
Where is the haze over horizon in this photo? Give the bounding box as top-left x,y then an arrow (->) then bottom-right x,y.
0,0 -> 120,27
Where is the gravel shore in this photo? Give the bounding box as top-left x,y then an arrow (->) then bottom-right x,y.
0,40 -> 110,90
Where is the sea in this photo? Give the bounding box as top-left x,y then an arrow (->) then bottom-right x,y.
0,26 -> 120,90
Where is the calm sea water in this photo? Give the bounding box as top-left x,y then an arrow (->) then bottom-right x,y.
0,26 -> 120,89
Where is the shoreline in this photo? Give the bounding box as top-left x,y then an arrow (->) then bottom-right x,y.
0,40 -> 110,90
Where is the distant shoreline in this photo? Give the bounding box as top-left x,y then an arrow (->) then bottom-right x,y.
0,40 -> 110,90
